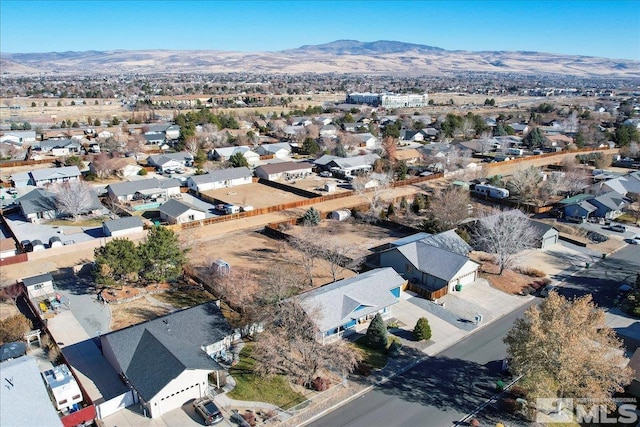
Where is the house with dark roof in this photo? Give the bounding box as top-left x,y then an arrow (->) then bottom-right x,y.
186,167 -> 252,193
106,178 -> 181,202
102,216 -> 145,237
325,154 -> 380,178
100,302 -> 234,418
37,139 -> 83,156
587,191 -> 628,219
11,166 -> 81,188
158,199 -> 206,224
528,220 -> 559,249
379,230 -> 479,298
254,161 -> 313,181
18,187 -> 102,223
147,152 -> 193,172
298,268 -> 406,344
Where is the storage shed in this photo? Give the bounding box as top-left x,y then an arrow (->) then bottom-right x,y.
211,259 -> 231,276
330,210 -> 351,221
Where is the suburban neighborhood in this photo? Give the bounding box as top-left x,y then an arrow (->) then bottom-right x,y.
1,8 -> 640,427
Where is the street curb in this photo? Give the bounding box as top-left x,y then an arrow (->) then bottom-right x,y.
298,297 -> 536,427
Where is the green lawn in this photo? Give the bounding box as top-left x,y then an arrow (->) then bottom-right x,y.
228,343 -> 306,409
351,336 -> 388,369
46,216 -> 109,227
153,289 -> 214,308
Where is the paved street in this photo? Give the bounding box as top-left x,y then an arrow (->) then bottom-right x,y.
307,303 -> 534,427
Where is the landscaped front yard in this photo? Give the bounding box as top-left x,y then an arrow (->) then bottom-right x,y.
153,288 -> 214,308
351,336 -> 388,369
228,343 -> 306,410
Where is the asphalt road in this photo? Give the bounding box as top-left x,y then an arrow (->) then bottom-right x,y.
308,302 -> 536,427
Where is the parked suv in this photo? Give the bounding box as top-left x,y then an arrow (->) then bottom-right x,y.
610,224 -> 627,233
193,397 -> 224,425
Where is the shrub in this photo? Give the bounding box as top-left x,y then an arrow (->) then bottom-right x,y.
311,376 -> 330,391
365,313 -> 388,350
387,340 -> 402,358
84,171 -> 97,181
413,317 -> 432,341
498,397 -> 517,414
0,314 -> 32,345
138,168 -> 148,176
509,385 -> 528,399
242,411 -> 256,427
302,207 -> 321,226
355,362 -> 372,376
515,266 -> 546,277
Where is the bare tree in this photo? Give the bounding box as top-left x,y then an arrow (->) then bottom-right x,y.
320,234 -> 364,282
381,136 -> 397,164
472,209 -> 536,275
206,266 -> 259,331
507,166 -> 543,203
54,180 -> 96,222
305,124 -> 320,140
351,172 -> 392,220
427,187 -> 471,231
252,299 -> 361,388
184,136 -> 200,157
92,152 -> 117,179
624,192 -> 640,225
289,226 -> 324,286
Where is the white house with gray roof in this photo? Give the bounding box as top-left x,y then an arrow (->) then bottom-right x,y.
103,216 -> 145,237
11,166 -> 81,188
100,302 -> 234,418
379,230 -> 479,298
255,142 -> 292,158
106,178 -> 181,202
298,267 -> 406,344
186,167 -> 253,193
209,146 -> 260,164
254,161 -> 313,181
326,154 -> 380,178
147,152 -> 193,172
158,199 -> 205,224
586,171 -> 640,197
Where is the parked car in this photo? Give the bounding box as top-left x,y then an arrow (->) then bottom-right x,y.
193,397 -> 224,425
6,188 -> 17,195
566,216 -> 585,224
319,171 -> 332,177
610,224 -> 627,233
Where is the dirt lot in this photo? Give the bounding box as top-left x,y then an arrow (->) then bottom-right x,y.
282,175 -> 352,195
0,301 -> 19,320
109,297 -> 172,331
201,182 -> 309,209
185,228 -> 356,287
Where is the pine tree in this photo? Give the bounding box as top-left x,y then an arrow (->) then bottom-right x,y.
413,317 -> 432,341
302,207 -> 321,226
365,313 -> 388,350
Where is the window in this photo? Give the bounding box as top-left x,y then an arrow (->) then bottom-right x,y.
34,284 -> 44,290
59,399 -> 68,405
188,215 -> 195,221
72,394 -> 81,400
405,263 -> 413,273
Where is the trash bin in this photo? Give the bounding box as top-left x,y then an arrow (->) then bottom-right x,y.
455,284 -> 462,292
602,253 -> 607,259
585,262 -> 590,268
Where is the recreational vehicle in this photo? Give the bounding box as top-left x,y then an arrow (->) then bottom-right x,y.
472,184 -> 509,199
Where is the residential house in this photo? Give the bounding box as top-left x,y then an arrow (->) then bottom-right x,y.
351,133 -> 378,149
342,123 -> 359,133
255,142 -> 292,159
37,139 -> 83,157
394,148 -> 422,164
562,200 -> 598,220
186,167 -> 252,193
102,216 -> 145,238
528,220 -> 559,249
100,302 -> 234,418
509,123 -> 530,135
315,116 -> 333,126
147,152 -> 193,172
417,143 -> 455,159
106,178 -> 181,203
97,130 -> 113,139
586,171 -> 640,197
379,230 -> 479,298
319,124 -> 338,137
254,161 -> 313,181
0,130 -> 36,146
0,356 -> 64,427
399,130 -> 425,143
158,199 -> 206,224
144,133 -> 166,145
209,146 -> 260,165
584,191 -> 627,219
313,154 -> 340,171
18,189 -> 58,222
325,154 -> 380,178
418,128 -> 439,139
11,166 -> 81,188
23,273 -> 55,299
298,268 -> 406,344
0,142 -> 27,161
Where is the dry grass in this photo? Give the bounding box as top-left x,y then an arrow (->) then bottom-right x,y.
471,252 -> 536,295
0,301 -> 19,321
109,297 -> 172,331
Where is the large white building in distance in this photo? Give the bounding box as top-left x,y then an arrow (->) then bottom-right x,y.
346,92 -> 428,108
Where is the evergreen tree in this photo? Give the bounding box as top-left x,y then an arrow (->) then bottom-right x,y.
138,226 -> 187,283
94,238 -> 143,288
365,313 -> 388,350
400,197 -> 408,210
302,137 -> 320,155
229,151 -> 249,168
387,203 -> 395,218
523,128 -> 547,149
302,207 -> 321,226
413,317 -> 432,341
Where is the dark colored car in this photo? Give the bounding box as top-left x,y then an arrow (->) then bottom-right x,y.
193,397 -> 224,425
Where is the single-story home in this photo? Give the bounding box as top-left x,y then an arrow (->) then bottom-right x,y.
399,130 -> 425,143
0,356 -> 64,427
528,220 -> 559,249
254,161 -> 313,181
586,171 -> 640,197
18,189 -> 58,222
100,302 -> 234,418
11,166 -> 81,188
103,216 -> 145,237
325,154 -> 380,178
255,142 -> 292,159
106,178 -> 181,202
144,132 -> 166,145
209,146 -> 260,164
158,199 -> 206,224
23,272 -> 55,299
0,130 -> 37,146
319,124 -> 338,137
147,152 -> 194,172
586,191 -> 627,219
351,133 -> 378,149
298,267 -> 406,344
186,167 -> 252,193
394,148 -> 423,164
37,139 -> 83,156
379,230 -> 479,298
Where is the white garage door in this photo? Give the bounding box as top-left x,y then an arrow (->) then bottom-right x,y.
542,235 -> 557,248
156,381 -> 204,416
457,271 -> 477,286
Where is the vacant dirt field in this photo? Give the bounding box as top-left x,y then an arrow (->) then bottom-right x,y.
201,182 -> 309,209
186,228 -> 356,287
282,175 -> 352,195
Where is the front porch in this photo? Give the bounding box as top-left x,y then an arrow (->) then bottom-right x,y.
320,309 -> 392,345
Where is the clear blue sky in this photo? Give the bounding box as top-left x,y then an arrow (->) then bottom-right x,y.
1,0 -> 639,60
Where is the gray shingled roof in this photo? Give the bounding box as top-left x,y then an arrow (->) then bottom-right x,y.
298,268 -> 404,333
528,220 -> 557,238
419,229 -> 472,256
30,166 -> 81,182
313,154 -> 339,166
255,161 -> 313,175
103,216 -> 144,234
22,272 -> 53,287
188,167 -> 252,185
213,146 -> 257,158
107,178 -> 181,197
100,302 -> 232,401
159,199 -> 203,218
18,189 -> 57,215
589,191 -> 627,211
147,151 -> 193,167
396,240 -> 474,282
328,154 -> 380,169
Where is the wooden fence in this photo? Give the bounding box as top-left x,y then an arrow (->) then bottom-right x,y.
0,158 -> 57,168
483,147 -> 617,169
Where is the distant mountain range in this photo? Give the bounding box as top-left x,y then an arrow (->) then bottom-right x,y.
1,40 -> 638,78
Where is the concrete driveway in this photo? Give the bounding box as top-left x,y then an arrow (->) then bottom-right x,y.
103,400 -> 235,427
